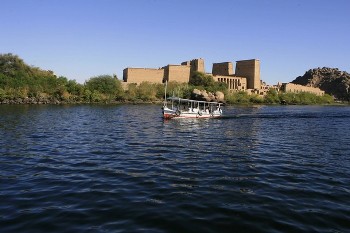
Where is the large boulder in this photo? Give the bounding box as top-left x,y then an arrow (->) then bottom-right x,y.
215,91 -> 225,102
192,88 -> 201,95
191,88 -> 204,100
191,89 -> 225,102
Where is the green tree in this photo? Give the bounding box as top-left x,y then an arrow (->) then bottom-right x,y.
225,91 -> 250,104
250,94 -> 264,103
189,71 -> 214,87
189,71 -> 228,94
207,81 -> 228,94
137,82 -> 157,101
83,89 -> 92,102
155,83 -> 165,99
125,83 -> 137,101
0,53 -> 66,100
318,94 -> 334,104
66,80 -> 84,96
0,88 -> 6,100
85,75 -> 123,101
164,81 -> 192,99
264,89 -> 280,104
0,53 -> 30,77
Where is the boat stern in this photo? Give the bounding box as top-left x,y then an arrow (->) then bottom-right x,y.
162,106 -> 175,119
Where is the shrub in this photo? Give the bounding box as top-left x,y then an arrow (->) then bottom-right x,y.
137,82 -> 157,101
225,91 -> 250,104
264,89 -> 280,104
85,75 -> 123,97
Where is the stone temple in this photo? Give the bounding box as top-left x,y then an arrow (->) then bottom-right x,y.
122,58 -> 324,96
123,58 -> 263,93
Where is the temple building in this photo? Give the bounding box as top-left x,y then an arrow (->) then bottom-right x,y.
122,57 -> 324,96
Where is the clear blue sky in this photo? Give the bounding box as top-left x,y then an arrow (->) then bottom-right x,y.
1,0 -> 349,84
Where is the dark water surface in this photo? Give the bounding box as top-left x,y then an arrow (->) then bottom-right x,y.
1,104 -> 350,233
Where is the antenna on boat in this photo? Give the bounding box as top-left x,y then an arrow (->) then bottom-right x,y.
164,80 -> 167,100
164,80 -> 168,107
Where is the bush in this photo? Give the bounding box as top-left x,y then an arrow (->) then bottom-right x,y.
264,89 -> 280,104
277,92 -> 334,105
85,75 -> 123,96
0,88 -> 6,100
164,81 -> 192,99
189,71 -> 228,94
318,94 -> 334,104
90,91 -> 103,102
137,82 -> 157,101
124,83 -> 137,101
250,94 -> 264,104
225,91 -> 250,104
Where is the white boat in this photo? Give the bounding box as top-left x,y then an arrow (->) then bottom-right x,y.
162,96 -> 223,119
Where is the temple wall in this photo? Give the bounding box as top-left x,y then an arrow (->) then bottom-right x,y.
236,59 -> 260,90
282,83 -> 325,96
164,65 -> 191,83
190,58 -> 205,73
212,62 -> 234,76
123,68 -> 164,84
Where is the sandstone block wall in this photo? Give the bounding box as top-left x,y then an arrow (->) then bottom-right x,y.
123,68 -> 164,84
212,62 -> 234,76
190,58 -> 205,73
236,59 -> 260,90
164,65 -> 191,83
282,83 -> 325,96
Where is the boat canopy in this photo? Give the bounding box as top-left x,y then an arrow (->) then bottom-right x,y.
167,97 -> 221,105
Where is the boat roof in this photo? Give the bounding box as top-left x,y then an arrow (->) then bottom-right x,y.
167,96 -> 221,104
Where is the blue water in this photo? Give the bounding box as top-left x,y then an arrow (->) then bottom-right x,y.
1,104 -> 350,232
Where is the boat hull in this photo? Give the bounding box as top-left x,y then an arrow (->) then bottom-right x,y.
162,107 -> 222,119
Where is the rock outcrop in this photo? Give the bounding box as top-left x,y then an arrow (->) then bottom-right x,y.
292,67 -> 350,100
191,89 -> 225,102
0,97 -> 63,104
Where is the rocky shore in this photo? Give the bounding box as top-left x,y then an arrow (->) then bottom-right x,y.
0,97 -> 166,105
0,97 -> 63,105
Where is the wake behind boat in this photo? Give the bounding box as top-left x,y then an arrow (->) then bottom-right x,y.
162,97 -> 223,119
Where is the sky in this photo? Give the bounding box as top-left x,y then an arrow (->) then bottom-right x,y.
1,0 -> 349,84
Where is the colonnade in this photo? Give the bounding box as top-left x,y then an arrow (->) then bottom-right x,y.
217,77 -> 244,90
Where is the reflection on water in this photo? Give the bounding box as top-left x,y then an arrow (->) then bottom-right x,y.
1,104 -> 350,233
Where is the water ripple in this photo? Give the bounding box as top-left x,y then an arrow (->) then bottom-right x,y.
1,105 -> 350,232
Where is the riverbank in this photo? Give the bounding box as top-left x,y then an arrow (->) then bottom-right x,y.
1,97 -> 348,106
0,97 -> 165,105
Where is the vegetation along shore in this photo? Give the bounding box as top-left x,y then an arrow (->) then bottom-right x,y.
0,53 -> 344,105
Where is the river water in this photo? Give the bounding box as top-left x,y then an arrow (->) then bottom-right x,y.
0,104 -> 349,233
